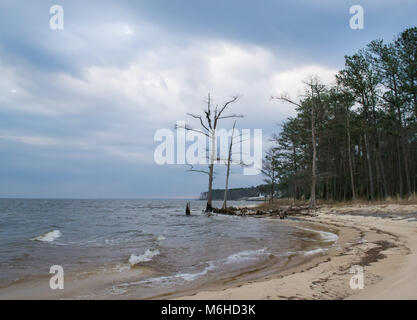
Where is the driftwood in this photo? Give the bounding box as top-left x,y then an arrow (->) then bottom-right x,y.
211,205 -> 318,219
185,202 -> 191,216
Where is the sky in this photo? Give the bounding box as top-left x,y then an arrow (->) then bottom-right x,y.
0,0 -> 416,199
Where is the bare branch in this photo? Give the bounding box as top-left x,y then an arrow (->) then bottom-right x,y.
218,114 -> 244,120
175,123 -> 210,138
271,93 -> 302,108
186,164 -> 210,175
217,95 -> 240,118
204,93 -> 213,130
187,113 -> 211,133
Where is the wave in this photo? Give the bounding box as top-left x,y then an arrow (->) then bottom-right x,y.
124,261 -> 216,287
129,249 -> 160,266
303,248 -> 328,256
156,235 -> 166,241
296,226 -> 339,243
31,230 -> 61,242
104,230 -> 149,245
317,230 -> 339,242
175,262 -> 216,281
225,248 -> 268,264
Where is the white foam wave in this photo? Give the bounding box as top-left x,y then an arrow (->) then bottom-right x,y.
175,262 -> 216,281
318,230 -> 339,242
122,262 -> 216,287
129,249 -> 160,266
31,230 -> 61,242
225,248 -> 268,264
296,226 -> 339,243
304,248 -> 328,256
156,235 -> 166,241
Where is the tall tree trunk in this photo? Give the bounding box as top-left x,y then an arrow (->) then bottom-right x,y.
346,107 -> 356,200
402,141 -> 412,199
398,124 -> 412,199
364,132 -> 375,200
310,102 -> 317,209
206,129 -> 216,212
395,96 -> 412,198
371,101 -> 388,199
292,142 -> 297,204
222,169 -> 230,210
223,122 -> 236,209
396,137 -> 404,197
206,164 -> 214,212
376,147 -> 388,198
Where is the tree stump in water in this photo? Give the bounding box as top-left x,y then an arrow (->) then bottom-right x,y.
185,202 -> 191,215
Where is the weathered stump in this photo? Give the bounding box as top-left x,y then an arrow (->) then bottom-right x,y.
185,202 -> 191,216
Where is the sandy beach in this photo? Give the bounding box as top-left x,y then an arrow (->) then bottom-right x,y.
177,204 -> 417,300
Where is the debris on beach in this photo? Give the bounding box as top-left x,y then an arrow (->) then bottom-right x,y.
211,205 -> 318,219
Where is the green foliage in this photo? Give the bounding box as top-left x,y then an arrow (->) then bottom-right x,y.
269,27 -> 417,201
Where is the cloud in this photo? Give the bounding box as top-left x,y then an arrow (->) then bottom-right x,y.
47,40 -> 338,122
271,64 -> 338,100
1,38 -> 338,169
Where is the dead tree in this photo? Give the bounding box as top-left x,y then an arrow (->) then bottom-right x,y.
223,121 -> 236,209
177,93 -> 242,212
221,121 -> 248,209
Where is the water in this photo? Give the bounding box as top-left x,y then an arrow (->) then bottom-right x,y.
0,199 -> 338,299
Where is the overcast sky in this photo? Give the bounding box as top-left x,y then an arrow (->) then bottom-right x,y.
0,0 -> 416,198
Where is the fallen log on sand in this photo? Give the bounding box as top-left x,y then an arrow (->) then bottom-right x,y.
212,205 -> 318,218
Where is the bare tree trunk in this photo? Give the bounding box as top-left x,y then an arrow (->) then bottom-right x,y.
402,140 -> 412,199
206,128 -> 216,212
364,132 -> 375,200
223,122 -> 236,209
375,146 -> 388,198
346,107 -> 356,200
399,122 -> 412,199
396,137 -> 404,197
292,142 -> 297,204
206,163 -> 214,212
395,98 -> 412,199
222,162 -> 231,210
310,101 -> 317,209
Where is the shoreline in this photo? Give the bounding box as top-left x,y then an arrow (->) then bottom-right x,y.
176,204 -> 417,300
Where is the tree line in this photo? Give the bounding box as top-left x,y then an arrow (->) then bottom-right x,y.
264,27 -> 417,206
